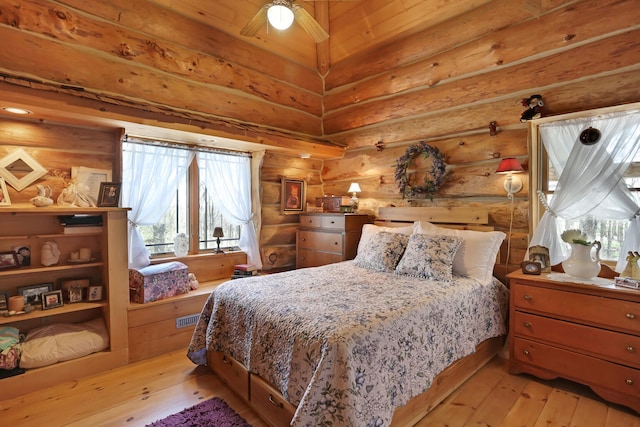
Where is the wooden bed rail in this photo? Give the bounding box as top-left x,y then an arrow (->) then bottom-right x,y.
375,207 -> 492,230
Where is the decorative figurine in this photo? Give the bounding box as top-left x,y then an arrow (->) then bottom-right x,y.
30,185 -> 54,207
520,94 -> 545,122
41,241 -> 60,266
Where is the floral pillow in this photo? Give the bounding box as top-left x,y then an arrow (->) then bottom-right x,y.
353,231 -> 409,272
394,234 -> 462,281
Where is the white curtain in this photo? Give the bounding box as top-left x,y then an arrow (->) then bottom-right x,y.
122,143 -> 195,268
529,109 -> 640,269
198,151 -> 262,269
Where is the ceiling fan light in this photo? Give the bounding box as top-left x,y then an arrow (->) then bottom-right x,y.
267,4 -> 294,30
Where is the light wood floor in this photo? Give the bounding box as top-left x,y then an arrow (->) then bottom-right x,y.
2,349 -> 639,427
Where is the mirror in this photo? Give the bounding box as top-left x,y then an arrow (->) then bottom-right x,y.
0,148 -> 47,192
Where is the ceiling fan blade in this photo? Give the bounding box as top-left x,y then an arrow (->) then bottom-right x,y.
240,5 -> 269,37
292,5 -> 329,43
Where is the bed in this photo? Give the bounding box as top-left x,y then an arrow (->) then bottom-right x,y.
188,207 -> 509,426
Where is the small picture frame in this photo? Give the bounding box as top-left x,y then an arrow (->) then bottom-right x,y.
521,260 -> 542,275
0,177 -> 10,206
12,245 -> 31,267
0,251 -> 19,270
42,290 -> 64,310
529,245 -> 551,273
281,177 -> 305,213
97,182 -> 121,207
88,285 -> 103,301
18,283 -> 54,305
0,292 -> 8,311
68,287 -> 83,303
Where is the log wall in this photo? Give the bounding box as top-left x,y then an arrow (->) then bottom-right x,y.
320,0 -> 640,281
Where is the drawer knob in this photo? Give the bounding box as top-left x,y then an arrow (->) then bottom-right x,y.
626,379 -> 634,386
302,238 -> 306,242
334,242 -> 338,245
523,349 -> 530,356
627,313 -> 636,319
269,394 -> 284,409
626,345 -> 635,352
524,321 -> 532,328
330,221 -> 335,224
523,294 -> 532,300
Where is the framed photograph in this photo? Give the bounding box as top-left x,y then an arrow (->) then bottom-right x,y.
0,292 -> 8,311
18,282 -> 54,305
11,245 -> 31,267
72,166 -> 112,204
0,177 -> 10,206
521,260 -> 542,275
97,182 -> 121,207
529,245 -> 551,273
0,251 -> 19,270
280,177 -> 305,213
68,287 -> 83,303
88,285 -> 103,301
42,290 -> 64,310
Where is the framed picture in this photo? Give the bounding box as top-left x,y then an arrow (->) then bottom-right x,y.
72,166 -> 112,204
97,182 -> 121,207
0,251 -> 19,270
0,177 -> 10,206
0,292 -> 8,311
529,245 -> 551,273
88,285 -> 103,301
18,282 -> 54,305
68,287 -> 83,303
11,245 -> 31,267
42,290 -> 64,310
0,148 -> 47,192
280,178 -> 305,213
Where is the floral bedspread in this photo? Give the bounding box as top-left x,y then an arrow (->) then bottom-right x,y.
187,261 -> 508,427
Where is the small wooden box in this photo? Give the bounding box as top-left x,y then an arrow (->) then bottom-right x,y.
316,196 -> 351,212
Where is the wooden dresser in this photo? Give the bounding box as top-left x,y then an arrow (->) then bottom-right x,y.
507,270 -> 640,414
296,213 -> 370,268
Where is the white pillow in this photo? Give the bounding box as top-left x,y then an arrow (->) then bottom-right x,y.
357,223 -> 414,255
20,317 -> 109,369
413,221 -> 505,284
395,234 -> 461,281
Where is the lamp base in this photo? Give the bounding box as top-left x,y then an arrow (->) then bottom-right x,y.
503,175 -> 523,197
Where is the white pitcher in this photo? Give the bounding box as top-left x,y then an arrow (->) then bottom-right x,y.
562,241 -> 601,280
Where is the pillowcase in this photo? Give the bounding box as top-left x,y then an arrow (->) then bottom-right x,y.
413,221 -> 505,284
353,231 -> 409,272
357,223 -> 414,255
395,234 -> 461,281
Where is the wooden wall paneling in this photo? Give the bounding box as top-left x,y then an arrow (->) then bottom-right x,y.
327,68 -> 640,151
326,0 -> 574,90
323,29 -> 640,133
325,0 -> 638,111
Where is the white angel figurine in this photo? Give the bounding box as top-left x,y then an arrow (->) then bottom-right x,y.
41,241 -> 61,266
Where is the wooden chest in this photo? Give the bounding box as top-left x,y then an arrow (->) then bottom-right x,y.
507,271 -> 640,414
296,213 -> 370,268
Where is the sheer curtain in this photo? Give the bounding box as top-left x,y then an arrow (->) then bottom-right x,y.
529,109 -> 640,269
198,151 -> 262,269
122,142 -> 195,268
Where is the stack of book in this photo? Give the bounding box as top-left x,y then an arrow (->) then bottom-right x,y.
231,263 -> 257,279
59,215 -> 103,234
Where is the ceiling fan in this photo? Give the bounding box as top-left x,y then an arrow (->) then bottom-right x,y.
241,0 -> 330,43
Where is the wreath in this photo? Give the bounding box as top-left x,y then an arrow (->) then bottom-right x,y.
394,141 -> 446,200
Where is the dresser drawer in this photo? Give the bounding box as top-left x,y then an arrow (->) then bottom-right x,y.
250,374 -> 295,427
209,351 -> 249,401
298,230 -> 344,253
513,312 -> 640,368
297,249 -> 343,268
512,283 -> 640,334
512,337 -> 640,400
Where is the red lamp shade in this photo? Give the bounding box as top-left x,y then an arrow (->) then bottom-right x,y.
496,158 -> 524,174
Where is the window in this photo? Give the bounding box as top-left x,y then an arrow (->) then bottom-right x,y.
126,141 -> 241,257
530,104 -> 640,266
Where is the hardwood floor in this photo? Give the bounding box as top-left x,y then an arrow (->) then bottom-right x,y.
1,350 -> 638,427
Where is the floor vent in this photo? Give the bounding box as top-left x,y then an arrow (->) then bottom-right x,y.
176,313 -> 200,329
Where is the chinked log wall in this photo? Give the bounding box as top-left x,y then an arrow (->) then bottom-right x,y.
318,0 -> 640,281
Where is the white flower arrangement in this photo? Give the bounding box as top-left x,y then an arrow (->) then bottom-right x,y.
560,229 -> 591,246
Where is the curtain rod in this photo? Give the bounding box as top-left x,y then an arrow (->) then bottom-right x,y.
124,135 -> 252,158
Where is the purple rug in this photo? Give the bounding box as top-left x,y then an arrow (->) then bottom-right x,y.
146,397 -> 252,427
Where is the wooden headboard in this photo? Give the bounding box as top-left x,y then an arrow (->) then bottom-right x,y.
375,207 -> 494,231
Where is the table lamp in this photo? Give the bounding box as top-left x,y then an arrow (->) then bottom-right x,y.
213,227 -> 224,253
348,182 -> 361,213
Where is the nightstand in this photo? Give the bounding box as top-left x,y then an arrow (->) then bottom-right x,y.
296,213 -> 370,268
507,270 -> 640,414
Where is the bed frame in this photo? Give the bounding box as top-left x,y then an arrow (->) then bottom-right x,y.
208,207 -> 506,427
